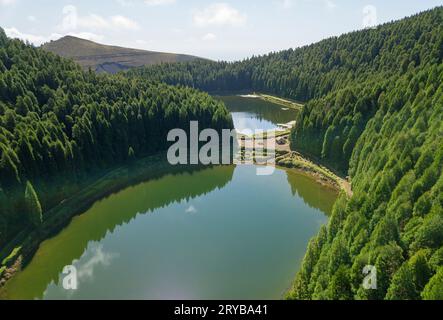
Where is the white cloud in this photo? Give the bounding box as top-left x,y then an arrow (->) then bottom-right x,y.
0,0 -> 16,6
144,0 -> 176,6
61,5 -> 79,31
27,15 -> 37,22
4,27 -> 104,46
193,3 -> 247,27
110,15 -> 140,30
185,205 -> 197,214
67,32 -> 104,42
202,33 -> 216,41
76,245 -> 119,281
79,14 -> 111,29
61,5 -> 139,31
4,27 -> 61,46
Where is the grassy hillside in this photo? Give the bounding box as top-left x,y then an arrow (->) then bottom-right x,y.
42,36 -> 201,74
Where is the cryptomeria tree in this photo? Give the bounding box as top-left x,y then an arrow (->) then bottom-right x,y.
24,181 -> 42,228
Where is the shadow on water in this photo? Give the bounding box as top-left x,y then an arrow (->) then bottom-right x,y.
1,165 -> 235,300
2,94 -> 339,300
285,169 -> 338,215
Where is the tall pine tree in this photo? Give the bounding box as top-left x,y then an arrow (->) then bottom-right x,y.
24,181 -> 42,228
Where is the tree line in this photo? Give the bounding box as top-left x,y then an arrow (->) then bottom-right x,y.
0,29 -> 233,247
127,7 -> 442,103
127,7 -> 443,299
290,63 -> 443,300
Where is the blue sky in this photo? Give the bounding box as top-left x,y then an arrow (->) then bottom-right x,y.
0,0 -> 442,60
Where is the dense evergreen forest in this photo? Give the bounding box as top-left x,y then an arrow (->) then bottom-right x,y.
128,7 -> 443,299
0,29 -> 233,247
1,4 -> 442,300
290,64 -> 443,300
128,8 -> 442,173
129,8 -> 442,101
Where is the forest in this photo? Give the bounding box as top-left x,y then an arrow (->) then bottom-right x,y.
0,5 -> 442,300
0,29 -> 233,248
127,7 -> 443,299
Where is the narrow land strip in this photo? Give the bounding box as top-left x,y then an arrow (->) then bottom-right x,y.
238,132 -> 353,197
277,150 -> 353,197
255,93 -> 304,110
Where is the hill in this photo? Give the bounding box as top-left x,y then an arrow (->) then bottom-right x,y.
41,36 -> 202,73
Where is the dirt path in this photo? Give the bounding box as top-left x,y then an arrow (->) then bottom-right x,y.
238,131 -> 353,197
238,129 -> 353,197
256,93 -> 304,110
338,179 -> 353,197
279,149 -> 354,197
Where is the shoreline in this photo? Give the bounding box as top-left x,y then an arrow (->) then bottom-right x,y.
276,151 -> 352,197
0,139 -> 351,296
0,153 -> 203,290
214,91 -> 304,111
254,93 -> 304,110
236,126 -> 350,197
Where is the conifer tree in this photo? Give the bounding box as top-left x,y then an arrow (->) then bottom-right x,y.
24,181 -> 42,228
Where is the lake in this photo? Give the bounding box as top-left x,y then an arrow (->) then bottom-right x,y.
1,95 -> 336,300
216,95 -> 299,134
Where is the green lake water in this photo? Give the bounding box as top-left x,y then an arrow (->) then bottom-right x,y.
1,95 -> 337,300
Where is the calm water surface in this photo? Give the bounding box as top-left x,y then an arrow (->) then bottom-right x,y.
1,95 -> 336,300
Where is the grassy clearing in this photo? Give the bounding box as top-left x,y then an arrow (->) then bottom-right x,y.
0,266 -> 5,278
1,247 -> 21,267
256,93 -> 304,110
276,151 -> 352,196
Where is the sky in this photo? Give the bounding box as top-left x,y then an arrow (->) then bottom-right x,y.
0,0 -> 442,61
